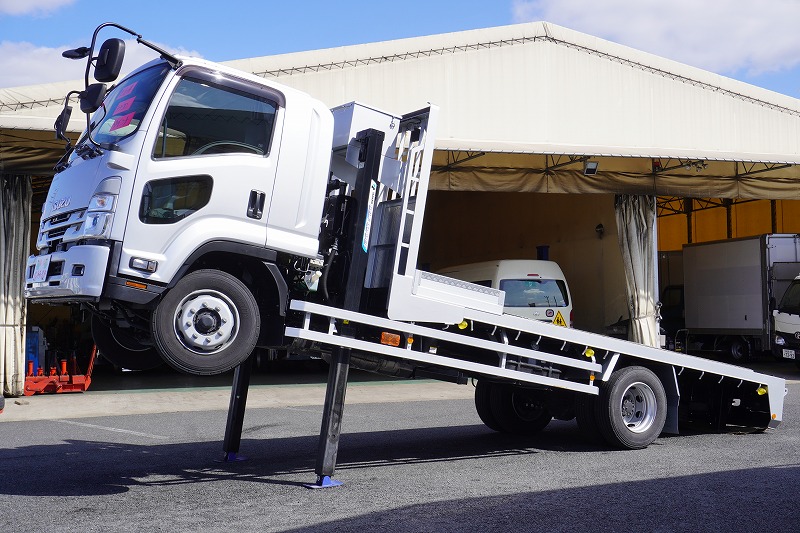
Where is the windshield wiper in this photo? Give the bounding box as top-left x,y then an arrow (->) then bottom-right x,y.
75,141 -> 103,159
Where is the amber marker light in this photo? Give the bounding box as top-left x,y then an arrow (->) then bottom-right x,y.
380,332 -> 401,347
125,280 -> 147,290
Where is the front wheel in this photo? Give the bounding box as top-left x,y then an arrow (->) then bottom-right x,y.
598,366 -> 667,449
152,269 -> 260,375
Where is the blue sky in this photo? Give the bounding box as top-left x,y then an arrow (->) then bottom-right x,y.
2,0 -> 800,98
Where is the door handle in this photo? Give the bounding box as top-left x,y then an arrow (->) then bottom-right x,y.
247,190 -> 266,219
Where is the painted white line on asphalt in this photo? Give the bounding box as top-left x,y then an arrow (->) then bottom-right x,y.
55,419 -> 169,440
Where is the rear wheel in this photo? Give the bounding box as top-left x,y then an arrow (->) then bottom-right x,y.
489,384 -> 552,435
91,314 -> 162,371
474,380 -> 502,431
598,366 -> 666,449
152,269 -> 260,375
728,337 -> 751,362
575,393 -> 603,444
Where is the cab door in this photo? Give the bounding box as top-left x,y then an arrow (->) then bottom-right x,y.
120,67 -> 285,284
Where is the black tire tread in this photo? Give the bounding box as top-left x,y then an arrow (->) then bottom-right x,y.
597,366 -> 667,449
152,269 -> 260,375
474,380 -> 502,431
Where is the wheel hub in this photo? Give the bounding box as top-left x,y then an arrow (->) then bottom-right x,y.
175,292 -> 237,353
194,310 -> 219,334
619,382 -> 657,433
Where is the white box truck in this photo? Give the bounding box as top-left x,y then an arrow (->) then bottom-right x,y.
25,23 -> 786,486
682,234 -> 800,361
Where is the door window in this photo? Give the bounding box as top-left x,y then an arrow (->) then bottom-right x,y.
153,72 -> 278,159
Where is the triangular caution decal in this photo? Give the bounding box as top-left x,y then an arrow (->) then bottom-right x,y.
553,310 -> 567,327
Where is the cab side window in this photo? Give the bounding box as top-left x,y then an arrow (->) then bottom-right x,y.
140,175 -> 213,224
153,74 -> 277,158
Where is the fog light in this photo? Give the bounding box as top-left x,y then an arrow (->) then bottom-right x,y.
774,335 -> 786,346
130,257 -> 157,273
71,265 -> 85,276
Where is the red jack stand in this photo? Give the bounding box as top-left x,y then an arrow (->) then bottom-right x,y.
24,345 -> 97,396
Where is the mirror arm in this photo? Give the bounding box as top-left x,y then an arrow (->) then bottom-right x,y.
135,37 -> 182,69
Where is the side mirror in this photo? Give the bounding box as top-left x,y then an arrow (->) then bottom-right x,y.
54,106 -> 73,142
94,38 -> 125,83
62,46 -> 91,60
79,83 -> 107,113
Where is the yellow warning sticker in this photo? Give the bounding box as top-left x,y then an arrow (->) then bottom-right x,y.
552,310 -> 567,327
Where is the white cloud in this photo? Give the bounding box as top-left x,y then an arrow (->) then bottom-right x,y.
0,39 -> 201,88
0,0 -> 76,16
512,0 -> 800,75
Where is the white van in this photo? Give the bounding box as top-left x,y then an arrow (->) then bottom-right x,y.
439,260 -> 573,327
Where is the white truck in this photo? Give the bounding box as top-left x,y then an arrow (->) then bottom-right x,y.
439,259 -> 573,327
774,274 -> 800,368
682,234 -> 800,362
26,23 -> 785,486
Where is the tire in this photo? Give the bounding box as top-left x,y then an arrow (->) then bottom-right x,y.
91,314 -> 163,371
489,383 -> 552,435
575,393 -> 604,444
728,337 -> 751,363
598,366 -> 667,449
152,269 -> 260,375
474,380 -> 502,431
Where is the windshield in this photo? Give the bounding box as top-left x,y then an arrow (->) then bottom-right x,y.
499,279 -> 569,308
779,281 -> 800,314
88,63 -> 171,145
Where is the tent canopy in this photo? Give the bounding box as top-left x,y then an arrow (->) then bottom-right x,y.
2,21 -> 800,198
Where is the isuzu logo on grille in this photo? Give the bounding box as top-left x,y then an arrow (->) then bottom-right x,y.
52,197 -> 71,210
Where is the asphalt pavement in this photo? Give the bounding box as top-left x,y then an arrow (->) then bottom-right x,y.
2,360 -> 799,532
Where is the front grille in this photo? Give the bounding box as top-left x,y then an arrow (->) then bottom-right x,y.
39,209 -> 86,250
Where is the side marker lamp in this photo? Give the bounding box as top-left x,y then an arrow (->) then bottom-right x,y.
380,332 -> 401,347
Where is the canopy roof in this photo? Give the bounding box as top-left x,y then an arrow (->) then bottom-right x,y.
3,22 -> 800,198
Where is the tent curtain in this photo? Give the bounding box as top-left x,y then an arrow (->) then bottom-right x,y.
615,194 -> 659,347
1,174 -> 31,396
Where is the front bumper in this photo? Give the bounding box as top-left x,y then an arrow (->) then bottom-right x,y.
25,245 -> 111,301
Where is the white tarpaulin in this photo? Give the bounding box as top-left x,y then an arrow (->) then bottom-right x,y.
1,175 -> 31,396
615,194 -> 659,347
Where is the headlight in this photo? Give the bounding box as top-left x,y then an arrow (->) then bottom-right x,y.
83,212 -> 113,237
774,335 -> 786,346
88,193 -> 115,211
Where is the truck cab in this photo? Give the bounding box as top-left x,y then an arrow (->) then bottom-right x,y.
773,275 -> 800,366
25,27 -> 334,375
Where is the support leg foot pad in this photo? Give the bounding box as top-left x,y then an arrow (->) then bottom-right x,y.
303,475 -> 343,489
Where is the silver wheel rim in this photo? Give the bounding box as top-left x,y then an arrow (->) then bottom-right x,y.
619,381 -> 657,433
173,289 -> 239,355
